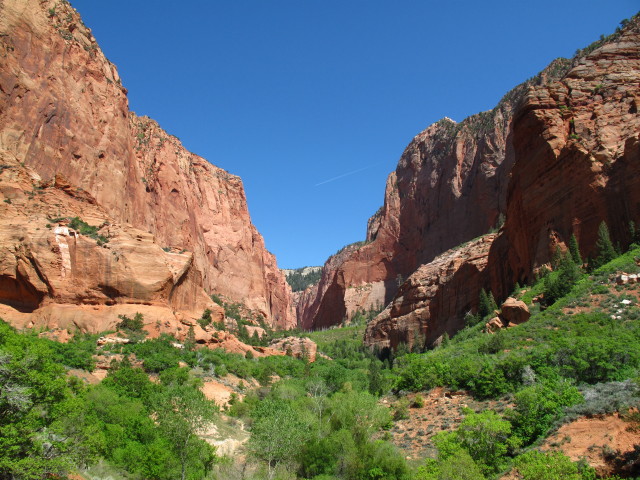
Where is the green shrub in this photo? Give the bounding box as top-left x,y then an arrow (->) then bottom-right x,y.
507,380 -> 582,444
198,309 -> 212,329
514,450 -> 596,480
116,312 -> 145,332
455,410 -> 516,474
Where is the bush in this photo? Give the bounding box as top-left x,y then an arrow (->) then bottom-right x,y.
455,410 -> 515,474
116,312 -> 145,332
393,397 -> 410,420
411,394 -> 425,408
507,380 -> 582,444
514,450 -> 595,480
197,309 -> 212,329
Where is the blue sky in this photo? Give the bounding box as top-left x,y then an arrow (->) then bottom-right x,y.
70,1 -> 637,269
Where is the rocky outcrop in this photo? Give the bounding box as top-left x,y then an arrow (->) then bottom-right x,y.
300,59 -> 573,331
488,18 -> 640,297
500,297 -> 530,326
268,336 -> 319,362
0,153 -> 223,332
364,235 -> 496,351
0,0 -> 294,329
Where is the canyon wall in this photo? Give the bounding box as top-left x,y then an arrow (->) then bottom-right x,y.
0,0 -> 295,329
365,17 -> 640,349
489,22 -> 640,297
299,57 -> 573,330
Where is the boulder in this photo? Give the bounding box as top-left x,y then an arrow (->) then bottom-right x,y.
500,297 -> 530,326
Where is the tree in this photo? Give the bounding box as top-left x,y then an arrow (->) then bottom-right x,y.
568,234 -> 582,266
456,410 -> 514,474
543,253 -> 581,306
506,380 -> 582,444
154,385 -> 217,480
592,221 -> 616,269
514,450 -> 594,480
368,359 -> 384,396
0,328 -> 76,480
328,390 -> 390,445
248,399 -> 308,479
116,312 -> 145,332
478,289 -> 492,318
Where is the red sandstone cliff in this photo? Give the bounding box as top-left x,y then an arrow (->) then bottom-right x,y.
364,16 -> 640,348
299,58 -> 572,330
0,0 -> 295,328
0,153 -> 224,333
364,235 -> 496,351
489,20 -> 640,297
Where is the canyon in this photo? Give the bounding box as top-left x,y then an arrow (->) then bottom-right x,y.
296,19 -> 640,350
0,0 -> 638,355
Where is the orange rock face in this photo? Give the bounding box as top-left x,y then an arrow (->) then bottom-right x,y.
0,0 -> 294,329
0,153 -> 222,332
364,235 -> 496,351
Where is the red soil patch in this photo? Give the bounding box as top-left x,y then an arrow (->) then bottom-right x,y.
388,387 -> 512,461
542,413 -> 640,477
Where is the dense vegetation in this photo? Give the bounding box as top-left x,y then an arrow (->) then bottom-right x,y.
284,267 -> 322,292
3,224 -> 640,479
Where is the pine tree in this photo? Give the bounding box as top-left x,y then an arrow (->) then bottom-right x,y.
551,246 -> 564,270
544,253 -> 581,306
478,289 -> 492,318
592,221 -> 616,269
368,359 -> 383,396
488,292 -> 498,313
568,234 -> 582,266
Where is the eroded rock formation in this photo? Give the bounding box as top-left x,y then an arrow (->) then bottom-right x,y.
364,235 -> 496,351
0,153 -> 222,332
0,0 -> 294,329
365,17 -> 640,348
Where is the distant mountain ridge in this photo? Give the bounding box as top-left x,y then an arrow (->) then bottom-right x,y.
282,266 -> 322,292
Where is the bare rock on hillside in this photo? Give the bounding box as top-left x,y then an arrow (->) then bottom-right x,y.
500,297 -> 530,326
269,336 -> 319,362
364,234 -> 496,351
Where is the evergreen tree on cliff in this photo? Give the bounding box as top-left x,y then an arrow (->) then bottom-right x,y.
591,222 -> 616,269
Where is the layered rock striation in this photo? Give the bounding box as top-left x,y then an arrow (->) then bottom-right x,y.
365,16 -> 640,348
364,235 -> 496,351
0,0 -> 294,329
300,55 -> 572,331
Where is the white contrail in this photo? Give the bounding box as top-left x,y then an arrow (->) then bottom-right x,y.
314,164 -> 377,187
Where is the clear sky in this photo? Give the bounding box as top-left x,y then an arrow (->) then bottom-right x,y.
70,0 -> 637,269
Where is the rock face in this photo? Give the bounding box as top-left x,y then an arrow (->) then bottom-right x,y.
489,20 -> 640,297
300,57 -> 573,331
0,153 -> 222,332
268,336 -> 319,362
365,17 -> 640,348
364,235 -> 496,351
0,0 -> 294,329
